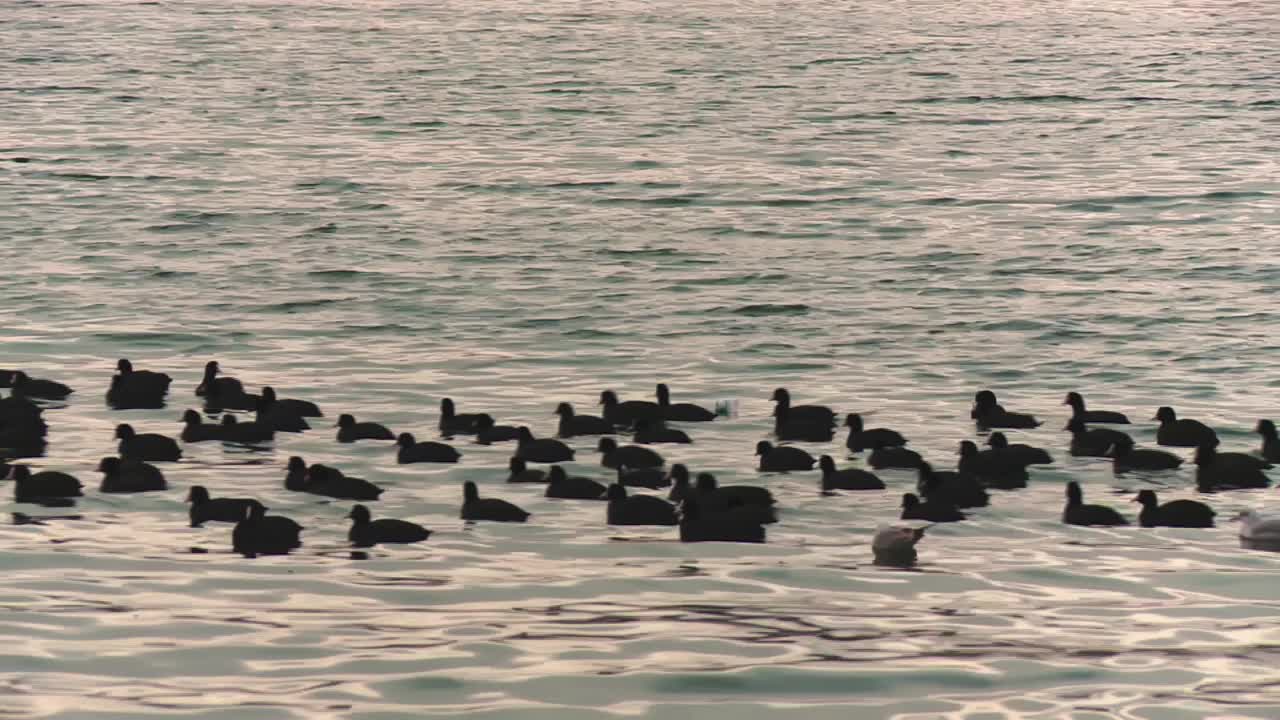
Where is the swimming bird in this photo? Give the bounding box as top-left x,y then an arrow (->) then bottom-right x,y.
872,525 -> 928,567
971,390 -> 1040,429
773,404 -> 835,442
678,495 -> 766,543
347,504 -> 430,547
868,446 -> 924,471
1236,510 -> 1280,545
756,441 -> 815,472
1065,417 -> 1132,458
284,457 -> 384,500
460,481 -> 529,522
1062,481 -> 1127,526
0,370 -> 14,388
598,437 -> 664,469
770,388 -> 835,426
1257,420 -> 1280,463
232,503 -> 302,557
475,414 -> 520,444
506,457 -> 548,483
957,441 -> 1028,488
219,414 -> 275,444
843,413 -> 907,453
115,424 -> 182,462
516,427 -> 574,463
336,414 -> 395,443
1109,438 -> 1183,474
554,402 -> 613,438
1194,442 -> 1270,490
186,485 -> 264,527
633,418 -> 692,444
180,409 -> 225,442
97,456 -> 167,493
986,432 -> 1053,465
439,397 -> 483,436
819,454 -> 885,491
113,359 -> 171,395
397,432 -> 461,464
1133,489 -> 1214,528
544,465 -> 607,500
9,465 -> 82,504
917,461 -> 988,508
260,386 -> 321,417
606,483 -> 678,525
617,464 -> 669,489
196,361 -> 258,410
254,391 -> 309,432
655,383 -> 715,422
1154,407 -> 1217,448
8,371 -> 73,401
693,473 -> 777,521
1063,392 -> 1130,424
600,390 -> 661,429
900,493 -> 965,522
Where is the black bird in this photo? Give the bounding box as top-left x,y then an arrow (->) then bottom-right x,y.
1065,417 -> 1132,458
868,446 -> 924,471
516,427 -> 574,463
555,402 -> 613,438
756,441 -> 815,472
773,404 -> 835,442
679,496 -> 766,543
397,433 -> 461,464
255,391 -> 309,433
10,465 -> 82,504
655,383 -> 716,422
633,418 -> 692,444
347,504 -> 430,547
770,388 -> 835,426
336,414 -> 394,443
986,432 -> 1053,465
1256,419 -> 1280,463
98,456 -> 167,493
598,437 -> 664,469
599,390 -> 661,429
607,484 -> 678,526
1194,442 -> 1270,490
284,457 -> 384,500
475,414 -> 521,444
544,465 -> 607,500
113,359 -> 171,396
0,370 -> 14,388
1109,439 -> 1183,473
957,441 -> 1028,488
819,455 -> 884,491
900,492 -> 965,522
693,473 -> 777,521
1154,407 -> 1217,448
186,485 -> 264,527
617,464 -> 670,489
232,503 -> 303,557
971,390 -> 1040,429
1063,392 -> 1130,424
219,415 -> 275,445
115,424 -> 182,462
1062,482 -> 1127,526
461,481 -> 530,522
8,371 -> 73,401
843,413 -> 907,453
197,361 -> 258,410
260,386 -> 321,417
506,457 -> 548,483
917,461 -> 988,508
180,409 -> 225,442
1133,489 -> 1214,528
439,397 -> 483,436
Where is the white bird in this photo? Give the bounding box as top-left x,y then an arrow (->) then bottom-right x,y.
1236,510 -> 1280,544
872,524 -> 929,567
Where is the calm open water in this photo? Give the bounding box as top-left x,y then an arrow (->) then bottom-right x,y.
3,0 -> 1280,717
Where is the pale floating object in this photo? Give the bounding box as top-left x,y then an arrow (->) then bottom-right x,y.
872,524 -> 929,567
1237,510 -> 1280,552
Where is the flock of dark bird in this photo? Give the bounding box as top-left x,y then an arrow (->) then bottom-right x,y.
2,361 -> 1278,564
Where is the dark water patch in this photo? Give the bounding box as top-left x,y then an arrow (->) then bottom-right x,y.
628,160 -> 662,169
544,181 -> 618,190
911,94 -> 1091,104
676,273 -> 789,286
247,298 -> 346,314
353,114 -> 385,123
30,171 -> 113,181
295,179 -> 366,192
730,304 -> 812,317
302,223 -> 339,235
143,223 -> 203,233
306,269 -> 377,280
92,332 -> 215,345
807,57 -> 871,66
598,248 -> 689,258
111,94 -> 142,102
406,120 -> 446,128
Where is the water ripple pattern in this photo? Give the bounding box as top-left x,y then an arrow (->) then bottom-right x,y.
2,0 -> 1280,717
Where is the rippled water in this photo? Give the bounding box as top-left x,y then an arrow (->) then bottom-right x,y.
4,0 -> 1280,717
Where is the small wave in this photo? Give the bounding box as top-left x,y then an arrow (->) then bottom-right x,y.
731,304 -> 812,317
